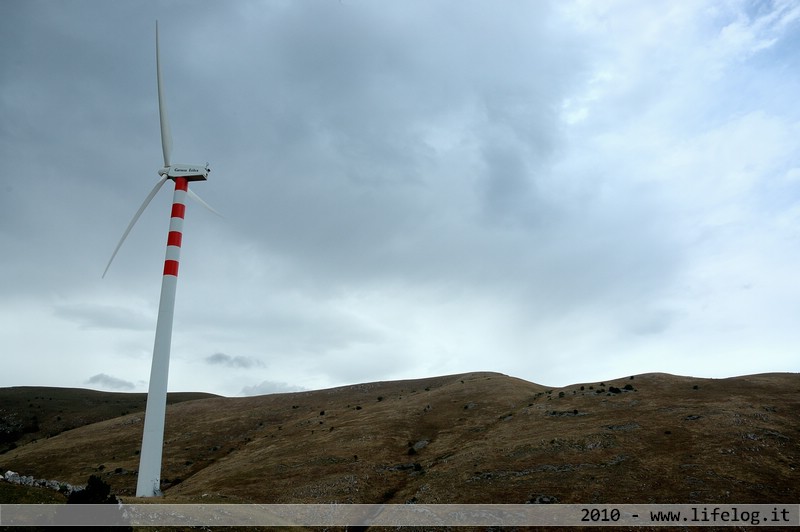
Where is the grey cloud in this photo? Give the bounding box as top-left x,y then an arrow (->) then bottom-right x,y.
205,353 -> 264,369
86,373 -> 135,391
1,0 -> 797,396
480,139 -> 536,222
193,1 -> 580,286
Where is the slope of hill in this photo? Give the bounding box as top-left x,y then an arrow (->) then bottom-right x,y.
1,372 -> 798,505
0,387 -> 217,453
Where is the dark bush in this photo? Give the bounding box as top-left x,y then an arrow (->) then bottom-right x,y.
67,475 -> 118,504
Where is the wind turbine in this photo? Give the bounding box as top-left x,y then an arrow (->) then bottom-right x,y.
103,22 -> 215,497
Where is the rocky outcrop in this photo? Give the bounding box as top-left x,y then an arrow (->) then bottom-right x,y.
1,469 -> 82,495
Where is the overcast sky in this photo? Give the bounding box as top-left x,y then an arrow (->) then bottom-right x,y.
2,0 -> 799,397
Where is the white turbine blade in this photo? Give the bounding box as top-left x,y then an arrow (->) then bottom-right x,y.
156,21 -> 172,168
187,189 -> 223,217
102,176 -> 169,278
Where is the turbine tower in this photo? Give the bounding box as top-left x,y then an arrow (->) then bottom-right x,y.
103,22 -> 214,497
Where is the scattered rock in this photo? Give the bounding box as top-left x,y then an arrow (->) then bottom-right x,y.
412,440 -> 429,452
3,470 -> 79,494
607,422 -> 640,431
389,462 -> 423,473
528,494 -> 559,504
547,410 -> 581,417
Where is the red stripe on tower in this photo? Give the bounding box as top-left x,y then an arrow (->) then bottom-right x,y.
167,231 -> 182,247
163,260 -> 179,277
171,203 -> 186,219
174,177 -> 188,192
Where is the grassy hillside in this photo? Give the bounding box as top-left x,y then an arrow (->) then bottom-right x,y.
0,387 -> 217,453
1,372 -> 798,505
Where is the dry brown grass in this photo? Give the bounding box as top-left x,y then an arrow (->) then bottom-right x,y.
1,371 -> 798,505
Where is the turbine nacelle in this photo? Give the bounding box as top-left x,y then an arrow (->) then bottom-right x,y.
158,163 -> 210,181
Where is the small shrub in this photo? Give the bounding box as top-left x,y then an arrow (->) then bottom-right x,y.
67,475 -> 118,504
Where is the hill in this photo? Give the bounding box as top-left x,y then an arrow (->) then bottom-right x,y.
0,386 -> 216,454
1,372 -> 798,505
